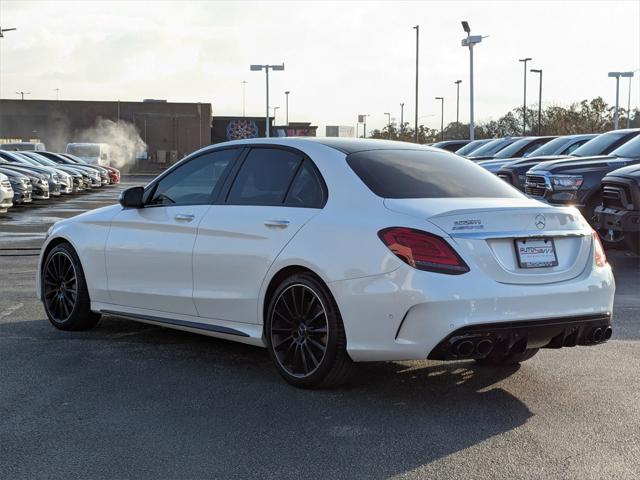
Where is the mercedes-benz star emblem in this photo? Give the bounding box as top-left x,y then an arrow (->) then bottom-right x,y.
535,214 -> 546,230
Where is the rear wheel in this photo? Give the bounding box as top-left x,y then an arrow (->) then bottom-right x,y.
266,273 -> 353,388
42,243 -> 101,331
475,348 -> 539,366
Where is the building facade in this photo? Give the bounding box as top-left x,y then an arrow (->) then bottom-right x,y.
0,99 -> 211,171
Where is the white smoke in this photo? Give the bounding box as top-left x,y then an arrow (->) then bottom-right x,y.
78,118 -> 147,169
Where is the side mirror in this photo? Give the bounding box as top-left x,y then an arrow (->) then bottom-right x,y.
119,186 -> 144,208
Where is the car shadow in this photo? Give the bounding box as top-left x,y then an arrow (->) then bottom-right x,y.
1,316 -> 532,479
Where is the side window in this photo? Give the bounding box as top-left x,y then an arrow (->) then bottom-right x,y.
564,140 -> 586,154
285,159 -> 325,208
147,149 -> 238,206
227,148 -> 302,205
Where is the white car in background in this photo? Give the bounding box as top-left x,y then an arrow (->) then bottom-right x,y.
37,138 -> 615,388
65,143 -> 111,167
0,172 -> 14,213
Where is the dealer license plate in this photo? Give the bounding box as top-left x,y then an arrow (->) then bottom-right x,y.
515,237 -> 558,269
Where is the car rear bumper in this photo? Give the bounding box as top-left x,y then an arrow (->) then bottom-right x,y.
427,314 -> 612,360
329,260 -> 615,362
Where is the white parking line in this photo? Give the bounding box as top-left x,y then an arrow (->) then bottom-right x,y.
0,302 -> 24,318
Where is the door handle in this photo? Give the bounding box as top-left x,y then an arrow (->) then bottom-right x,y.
264,219 -> 290,228
174,213 -> 196,222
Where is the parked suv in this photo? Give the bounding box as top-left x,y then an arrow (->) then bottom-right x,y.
497,133 -> 597,190
594,164 -> 640,254
525,132 -> 640,222
477,136 -> 556,172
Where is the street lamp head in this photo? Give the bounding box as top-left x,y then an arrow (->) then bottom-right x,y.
530,69 -> 542,73
271,63 -> 285,71
461,21 -> 470,33
285,90 -> 290,95
519,57 -> 532,63
455,80 -> 462,85
250,65 -> 263,71
435,96 -> 444,100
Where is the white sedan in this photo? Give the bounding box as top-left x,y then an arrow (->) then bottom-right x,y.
37,138 -> 615,387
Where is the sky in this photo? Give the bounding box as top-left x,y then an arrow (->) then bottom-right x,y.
0,0 -> 639,135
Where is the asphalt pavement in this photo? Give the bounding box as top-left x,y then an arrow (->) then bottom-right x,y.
1,176 -> 639,480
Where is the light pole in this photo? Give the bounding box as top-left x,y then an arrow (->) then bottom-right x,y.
530,68 -> 543,135
16,91 -> 30,100
362,114 -> 370,138
284,90 -> 290,126
0,26 -> 17,38
271,106 -> 280,126
519,57 -> 532,135
435,97 -> 444,141
413,25 -> 419,143
400,103 -> 405,136
626,71 -> 637,128
454,80 -> 462,138
608,71 -> 634,130
461,21 -> 484,141
241,80 -> 247,117
250,63 -> 285,137
384,112 -> 391,138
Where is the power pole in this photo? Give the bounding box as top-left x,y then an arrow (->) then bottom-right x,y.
400,103 -> 405,136
413,25 -> 419,143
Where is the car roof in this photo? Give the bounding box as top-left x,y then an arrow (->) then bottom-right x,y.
216,137 -> 435,155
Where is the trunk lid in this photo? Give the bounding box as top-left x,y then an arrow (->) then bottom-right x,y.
384,198 -> 592,285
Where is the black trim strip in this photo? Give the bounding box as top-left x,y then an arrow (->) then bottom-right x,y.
101,310 -> 250,337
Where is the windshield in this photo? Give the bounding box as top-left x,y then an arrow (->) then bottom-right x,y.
610,134 -> 640,158
456,139 -> 489,156
526,136 -> 574,157
571,131 -> 640,157
468,138 -> 515,157
347,149 -> 523,199
67,145 -> 100,157
493,138 -> 537,159
63,154 -> 86,164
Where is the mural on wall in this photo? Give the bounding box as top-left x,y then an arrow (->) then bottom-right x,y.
226,119 -> 259,140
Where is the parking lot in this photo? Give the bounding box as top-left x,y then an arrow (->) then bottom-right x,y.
1,177 -> 639,479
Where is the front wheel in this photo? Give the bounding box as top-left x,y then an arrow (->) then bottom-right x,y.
266,273 -> 353,388
42,243 -> 101,331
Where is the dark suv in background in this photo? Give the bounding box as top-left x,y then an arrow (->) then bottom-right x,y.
497,133 -> 597,189
594,164 -> 640,254
525,131 -> 640,222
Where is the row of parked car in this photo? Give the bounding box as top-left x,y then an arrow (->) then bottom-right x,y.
432,128 -> 640,254
0,148 -> 121,214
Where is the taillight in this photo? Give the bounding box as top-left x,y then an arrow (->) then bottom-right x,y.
378,227 -> 469,275
592,230 -> 608,267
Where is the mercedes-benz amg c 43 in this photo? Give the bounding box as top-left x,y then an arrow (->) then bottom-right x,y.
38,138 -> 615,387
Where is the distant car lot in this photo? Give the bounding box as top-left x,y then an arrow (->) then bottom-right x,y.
1,174 -> 639,479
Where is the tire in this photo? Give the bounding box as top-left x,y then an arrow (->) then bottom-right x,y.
475,348 -> 539,366
265,273 -> 353,388
42,242 -> 101,331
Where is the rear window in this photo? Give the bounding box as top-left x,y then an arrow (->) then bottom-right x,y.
347,149 -> 523,199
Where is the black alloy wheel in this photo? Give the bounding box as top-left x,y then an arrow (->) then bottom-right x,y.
266,273 -> 353,388
43,250 -> 78,322
42,243 -> 101,331
270,283 -> 329,377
